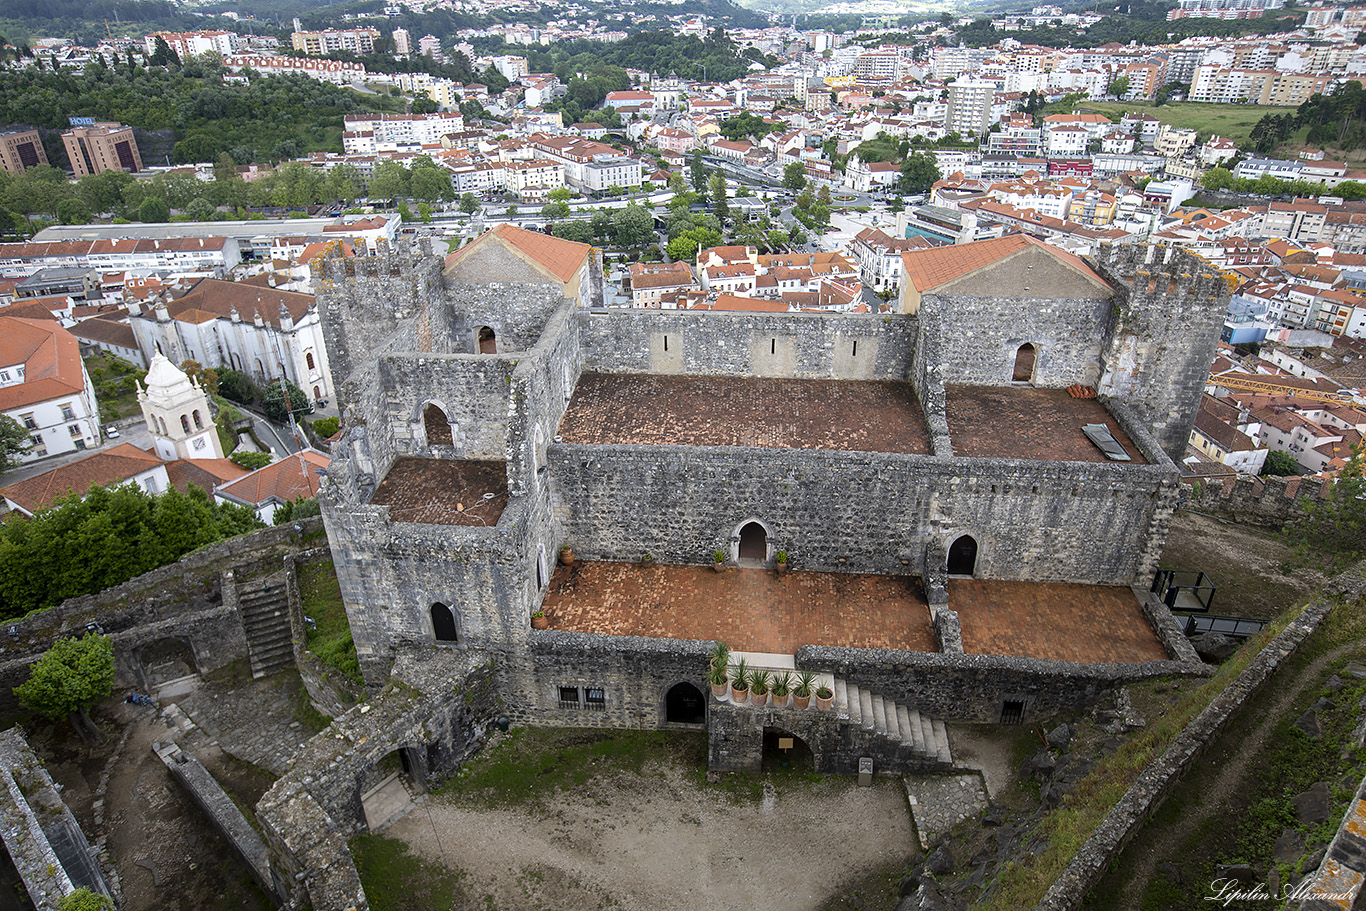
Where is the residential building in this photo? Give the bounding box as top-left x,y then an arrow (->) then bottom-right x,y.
291,27 -> 380,56
62,122 -> 142,177
627,262 -> 697,308
944,81 -> 994,137
392,28 -> 411,56
223,55 -> 366,85
0,317 -> 101,463
850,228 -> 933,293
0,129 -> 48,175
215,450 -> 328,524
143,30 -> 237,59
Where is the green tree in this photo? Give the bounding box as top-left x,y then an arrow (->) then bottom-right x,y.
709,170 -> 728,222
75,169 -> 134,216
184,197 -> 215,220
230,451 -> 273,470
547,186 -> 573,203
899,151 -> 942,194
1108,75 -> 1130,97
262,378 -> 312,423
541,200 -> 570,223
782,161 -> 807,191
690,149 -> 707,194
0,414 -> 32,471
459,192 -> 480,214
58,888 -> 114,911
57,198 -> 92,225
552,219 -> 594,244
409,158 -> 454,203
367,160 -> 409,202
613,204 -> 654,247
1290,445 -> 1366,571
1261,450 -> 1300,477
137,196 -> 170,223
1201,167 -> 1235,191
15,634 -> 114,740
327,163 -> 362,205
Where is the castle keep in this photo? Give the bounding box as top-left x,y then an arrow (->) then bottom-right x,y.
315,228 -> 1226,775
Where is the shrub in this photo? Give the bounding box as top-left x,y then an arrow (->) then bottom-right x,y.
230,451 -> 273,471
312,416 -> 340,439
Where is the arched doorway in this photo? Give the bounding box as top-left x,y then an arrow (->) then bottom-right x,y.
137,637 -> 199,694
1012,343 -> 1036,383
665,682 -> 706,725
477,326 -> 496,354
423,403 -> 452,446
762,727 -> 814,772
738,522 -> 767,562
430,603 -> 458,642
947,535 -> 978,576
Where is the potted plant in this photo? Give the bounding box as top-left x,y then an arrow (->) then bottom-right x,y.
641,553 -> 655,568
749,670 -> 771,707
729,658 -> 749,704
712,548 -> 726,573
709,641 -> 730,673
770,670 -> 792,709
531,610 -> 548,630
792,670 -> 816,709
775,550 -> 789,577
815,684 -> 834,711
559,544 -> 574,565
707,661 -> 729,701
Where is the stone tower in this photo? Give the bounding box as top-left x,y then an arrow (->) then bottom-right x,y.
138,354 -> 224,461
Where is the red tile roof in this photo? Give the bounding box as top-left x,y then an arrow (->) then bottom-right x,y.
0,318 -> 87,412
216,450 -> 329,508
900,235 -> 1108,295
444,223 -> 589,285
0,443 -> 163,514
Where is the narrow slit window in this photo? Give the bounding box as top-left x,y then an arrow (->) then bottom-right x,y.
663,335 -> 669,352
771,338 -> 776,354
852,340 -> 858,356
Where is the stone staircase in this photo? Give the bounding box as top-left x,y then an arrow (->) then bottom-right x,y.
237,572 -> 295,678
833,677 -> 952,766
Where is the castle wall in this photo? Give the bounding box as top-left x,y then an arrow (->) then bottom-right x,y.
547,443 -> 1179,585
441,279 -> 569,354
922,291 -> 1113,390
375,355 -> 514,464
577,310 -> 918,380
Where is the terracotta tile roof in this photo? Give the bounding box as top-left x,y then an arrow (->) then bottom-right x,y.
165,458 -> 248,494
167,279 -> 314,329
0,318 -> 87,412
690,294 -> 789,312
216,450 -> 329,508
444,223 -> 589,285
68,318 -> 136,349
0,443 -> 163,514
900,234 -> 1107,295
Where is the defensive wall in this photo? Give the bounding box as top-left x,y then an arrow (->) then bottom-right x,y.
1180,473 -> 1328,529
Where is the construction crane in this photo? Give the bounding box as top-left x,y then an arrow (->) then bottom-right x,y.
1208,372 -> 1358,406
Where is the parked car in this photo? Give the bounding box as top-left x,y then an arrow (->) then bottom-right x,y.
105,425 -> 120,438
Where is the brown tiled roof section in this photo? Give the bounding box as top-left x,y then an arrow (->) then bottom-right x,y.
165,458 -> 248,495
446,223 -> 589,284
0,318 -> 86,412
0,443 -> 163,513
217,450 -> 329,506
901,235 -> 1107,294
168,279 -> 314,328
69,318 -> 136,349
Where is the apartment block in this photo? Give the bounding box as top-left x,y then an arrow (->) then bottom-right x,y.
62,123 -> 142,177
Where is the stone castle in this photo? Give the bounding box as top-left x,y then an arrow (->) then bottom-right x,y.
313,227 -> 1227,776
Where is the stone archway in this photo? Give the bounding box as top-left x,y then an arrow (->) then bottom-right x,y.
1013,343 -> 1036,383
423,402 -> 452,447
664,681 -> 706,725
762,727 -> 814,771
947,535 -> 978,577
737,521 -> 768,564
430,603 -> 458,642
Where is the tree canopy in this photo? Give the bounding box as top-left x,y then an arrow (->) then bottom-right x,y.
0,483 -> 263,619
1290,445 -> 1366,571
15,633 -> 114,727
0,415 -> 32,472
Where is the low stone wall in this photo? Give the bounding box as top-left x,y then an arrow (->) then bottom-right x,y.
1291,772 -> 1366,909
0,518 -> 325,715
256,648 -> 497,911
1180,474 -> 1328,529
285,549 -> 365,718
1033,561 -> 1366,911
0,727 -> 111,910
155,740 -> 284,903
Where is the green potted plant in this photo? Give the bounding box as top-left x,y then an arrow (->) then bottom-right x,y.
709,641 -> 730,673
729,658 -> 749,704
531,610 -> 548,630
815,683 -> 834,711
641,552 -> 655,567
775,550 -> 789,577
559,544 -> 574,565
707,661 -> 730,701
749,669 -> 771,707
770,670 -> 792,709
792,670 -> 816,709
712,548 -> 726,573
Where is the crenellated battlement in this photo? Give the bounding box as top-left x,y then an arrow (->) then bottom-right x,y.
1181,473 -> 1330,528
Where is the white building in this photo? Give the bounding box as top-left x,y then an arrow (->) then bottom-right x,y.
139,354 -> 225,462
342,113 -> 465,155
0,317 -> 101,463
129,278 -> 335,405
944,82 -> 994,137
392,28 -> 411,56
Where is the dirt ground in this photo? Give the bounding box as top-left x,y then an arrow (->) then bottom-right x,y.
1159,511 -> 1327,620
388,758 -> 916,911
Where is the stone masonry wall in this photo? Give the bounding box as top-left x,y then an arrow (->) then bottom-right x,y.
1180,473 -> 1328,529
0,518 -> 324,715
548,443 -> 1177,584
577,309 -> 917,379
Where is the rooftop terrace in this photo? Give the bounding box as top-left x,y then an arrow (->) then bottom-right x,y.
540,561 -> 1167,665
557,374 -> 933,454
369,458 -> 508,526
945,386 -> 1149,464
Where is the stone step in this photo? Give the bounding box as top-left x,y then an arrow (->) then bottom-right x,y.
920,713 -> 936,757
896,705 -> 915,750
846,682 -> 863,727
932,719 -> 952,764
904,706 -> 925,753
833,678 -> 850,716
874,695 -> 891,736
858,689 -> 875,731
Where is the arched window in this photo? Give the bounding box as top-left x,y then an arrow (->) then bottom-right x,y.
254,358 -> 264,376
158,417 -> 168,436
1013,343 -> 1036,383
180,414 -> 191,434
192,410 -> 202,430
423,403 -> 452,447
947,535 -> 978,577
147,416 -> 156,433
477,326 -> 496,354
431,603 -> 457,642
738,522 -> 767,562
306,351 -> 316,370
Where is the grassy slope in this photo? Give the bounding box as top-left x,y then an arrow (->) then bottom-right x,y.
1074,101 -> 1285,146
